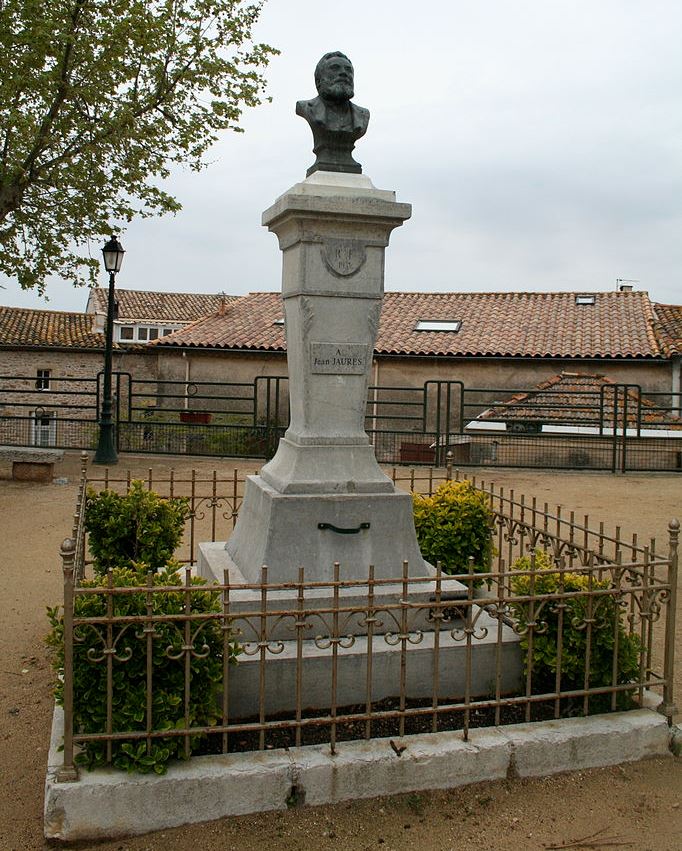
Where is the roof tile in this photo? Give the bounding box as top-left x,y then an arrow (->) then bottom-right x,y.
154,290 -> 667,359
479,372 -> 681,428
89,289 -> 236,323
653,303 -> 682,355
0,306 -> 104,349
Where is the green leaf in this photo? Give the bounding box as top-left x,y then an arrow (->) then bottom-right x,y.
0,1 -> 278,294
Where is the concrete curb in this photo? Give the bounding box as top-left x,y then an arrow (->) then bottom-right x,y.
44,706 -> 672,842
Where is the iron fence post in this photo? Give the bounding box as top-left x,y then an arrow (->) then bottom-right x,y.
56,538 -> 79,782
659,518 -> 679,724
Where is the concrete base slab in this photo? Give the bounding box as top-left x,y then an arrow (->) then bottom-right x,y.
45,705 -> 672,842
0,445 -> 64,482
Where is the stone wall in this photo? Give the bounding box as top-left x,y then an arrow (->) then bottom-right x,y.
374,355 -> 672,395
0,343 -> 674,443
155,349 -> 288,420
0,348 -> 158,446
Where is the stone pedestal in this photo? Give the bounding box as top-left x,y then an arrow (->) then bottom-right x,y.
259,171 -> 408,498
196,170 -> 521,716
223,171 -> 430,583
225,477 -> 425,584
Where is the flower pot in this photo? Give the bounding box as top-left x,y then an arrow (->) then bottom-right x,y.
179,411 -> 212,424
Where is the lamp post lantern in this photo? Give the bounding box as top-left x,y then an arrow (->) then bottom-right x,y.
93,235 -> 125,465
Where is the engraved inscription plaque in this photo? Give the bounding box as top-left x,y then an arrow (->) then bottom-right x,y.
310,342 -> 369,374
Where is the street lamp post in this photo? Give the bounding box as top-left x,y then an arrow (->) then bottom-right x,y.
93,235 -> 125,465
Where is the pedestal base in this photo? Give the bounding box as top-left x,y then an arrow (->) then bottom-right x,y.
225,624 -> 521,717
223,475 -> 430,584
260,436 -> 394,494
195,542 -> 522,718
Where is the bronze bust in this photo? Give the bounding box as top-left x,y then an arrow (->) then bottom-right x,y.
296,52 -> 370,176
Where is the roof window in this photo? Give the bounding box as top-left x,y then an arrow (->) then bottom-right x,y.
415,320 -> 462,332
272,318 -> 284,325
575,294 -> 596,305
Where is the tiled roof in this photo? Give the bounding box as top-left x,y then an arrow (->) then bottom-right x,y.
0,306 -> 104,349
477,372 -> 681,428
152,292 -> 287,350
653,303 -> 682,355
377,291 -> 662,358
154,290 -> 666,359
89,288 -> 237,323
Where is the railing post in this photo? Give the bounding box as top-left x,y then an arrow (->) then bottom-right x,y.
57,538 -> 79,782
659,518 -> 679,724
446,450 -> 453,481
76,451 -> 89,580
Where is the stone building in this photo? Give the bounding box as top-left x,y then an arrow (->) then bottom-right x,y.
1,288 -> 680,450
152,289 -> 682,425
0,306 -> 152,445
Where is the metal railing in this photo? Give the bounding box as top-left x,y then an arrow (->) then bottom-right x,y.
55,458 -> 679,781
2,374 -> 681,471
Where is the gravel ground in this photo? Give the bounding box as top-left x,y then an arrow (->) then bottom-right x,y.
1,451 -> 681,850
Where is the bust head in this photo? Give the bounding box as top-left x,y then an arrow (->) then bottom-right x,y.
314,51 -> 354,103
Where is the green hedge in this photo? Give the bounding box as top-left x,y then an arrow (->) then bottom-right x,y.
85,481 -> 189,575
413,480 -> 493,577
47,564 -> 234,774
509,549 -> 640,711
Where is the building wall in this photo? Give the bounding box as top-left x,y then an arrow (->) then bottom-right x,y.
156,349 -> 287,383
155,349 -> 288,420
374,355 -> 672,394
374,356 -> 674,431
151,347 -> 674,431
1,342 -> 674,444
154,349 -> 672,396
0,347 -> 158,445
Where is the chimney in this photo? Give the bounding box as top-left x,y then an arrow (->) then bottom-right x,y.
616,278 -> 636,292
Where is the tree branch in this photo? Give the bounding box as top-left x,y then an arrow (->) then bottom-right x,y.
20,0 -> 86,182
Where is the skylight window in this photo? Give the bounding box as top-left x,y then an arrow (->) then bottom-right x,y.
415,320 -> 462,332
272,318 -> 284,325
575,294 -> 596,305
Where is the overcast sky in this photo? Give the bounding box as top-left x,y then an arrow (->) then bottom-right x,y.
3,0 -> 681,312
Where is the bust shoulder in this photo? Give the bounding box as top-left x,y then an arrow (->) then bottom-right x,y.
296,97 -> 324,123
353,104 -> 369,123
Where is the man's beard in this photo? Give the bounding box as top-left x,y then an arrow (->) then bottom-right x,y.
320,81 -> 354,102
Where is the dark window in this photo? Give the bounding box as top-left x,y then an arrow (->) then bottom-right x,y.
119,326 -> 134,341
137,327 -> 149,341
507,421 -> 542,434
35,369 -> 51,390
148,328 -> 159,340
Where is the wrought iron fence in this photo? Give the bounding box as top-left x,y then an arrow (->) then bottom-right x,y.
54,459 -> 679,781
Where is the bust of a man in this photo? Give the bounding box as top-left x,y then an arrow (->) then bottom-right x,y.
296,51 -> 370,176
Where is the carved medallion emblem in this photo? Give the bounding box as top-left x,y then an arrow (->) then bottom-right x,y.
321,238 -> 367,277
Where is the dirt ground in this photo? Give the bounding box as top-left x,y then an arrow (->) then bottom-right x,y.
1,451 -> 681,851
